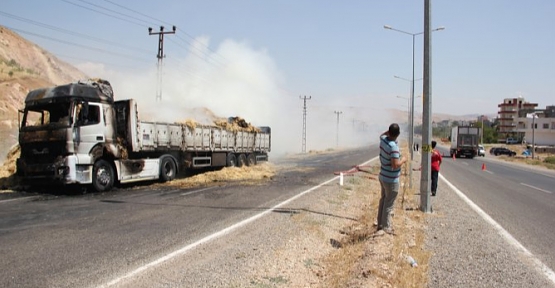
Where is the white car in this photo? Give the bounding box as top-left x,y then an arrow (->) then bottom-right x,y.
478,145 -> 485,157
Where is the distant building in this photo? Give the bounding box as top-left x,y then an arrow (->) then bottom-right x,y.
515,105 -> 555,146
497,97 -> 538,142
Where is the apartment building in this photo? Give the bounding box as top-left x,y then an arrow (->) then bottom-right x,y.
515,105 -> 555,146
497,97 -> 538,141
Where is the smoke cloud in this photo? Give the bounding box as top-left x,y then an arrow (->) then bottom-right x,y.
77,37 -> 396,158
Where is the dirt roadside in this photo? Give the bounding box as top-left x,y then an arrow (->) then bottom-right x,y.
235,149 -> 428,288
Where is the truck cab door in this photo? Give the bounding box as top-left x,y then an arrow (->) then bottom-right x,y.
74,103 -> 105,154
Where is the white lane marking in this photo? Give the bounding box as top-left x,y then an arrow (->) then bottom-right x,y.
462,162 -> 469,166
102,157 -> 378,287
440,174 -> 555,285
520,183 -> 553,194
484,170 -> 494,175
180,187 -> 217,196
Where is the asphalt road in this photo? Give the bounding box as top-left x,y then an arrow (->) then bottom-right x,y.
436,145 -> 555,273
0,146 -> 376,288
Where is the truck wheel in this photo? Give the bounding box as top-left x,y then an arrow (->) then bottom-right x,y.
237,154 -> 247,167
92,159 -> 114,192
160,157 -> 177,182
246,154 -> 256,166
226,153 -> 237,167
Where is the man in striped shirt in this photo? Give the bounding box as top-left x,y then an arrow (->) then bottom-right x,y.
377,123 -> 407,234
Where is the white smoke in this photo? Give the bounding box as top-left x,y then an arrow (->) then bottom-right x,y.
76,37 -> 395,158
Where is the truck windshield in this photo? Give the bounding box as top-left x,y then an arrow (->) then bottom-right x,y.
22,101 -> 72,129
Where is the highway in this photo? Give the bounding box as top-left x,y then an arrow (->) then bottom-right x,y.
436,145 -> 555,271
0,147 -> 376,288
2,143 -> 555,287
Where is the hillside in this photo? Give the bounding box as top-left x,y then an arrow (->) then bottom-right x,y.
388,109 -> 488,126
0,26 -> 88,118
0,26 -> 88,162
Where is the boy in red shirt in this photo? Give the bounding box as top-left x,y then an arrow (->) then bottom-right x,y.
431,141 -> 442,196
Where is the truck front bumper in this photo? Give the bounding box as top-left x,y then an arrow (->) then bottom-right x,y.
16,155 -> 92,185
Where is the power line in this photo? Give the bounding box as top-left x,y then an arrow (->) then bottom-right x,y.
0,11 -> 151,55
102,0 -> 229,65
171,35 -> 227,68
102,0 -> 165,26
61,0 -> 229,68
73,0 -> 154,26
60,0 -> 146,27
4,26 -> 151,63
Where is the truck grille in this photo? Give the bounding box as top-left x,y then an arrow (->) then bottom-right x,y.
20,141 -> 67,164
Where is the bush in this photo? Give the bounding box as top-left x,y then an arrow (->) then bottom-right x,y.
7,59 -> 18,67
543,156 -> 555,164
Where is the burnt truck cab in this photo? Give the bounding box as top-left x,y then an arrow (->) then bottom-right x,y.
17,79 -> 120,188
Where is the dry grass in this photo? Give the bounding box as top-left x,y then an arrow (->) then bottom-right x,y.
483,143 -> 555,170
0,144 -> 20,190
318,145 -> 430,287
162,163 -> 276,189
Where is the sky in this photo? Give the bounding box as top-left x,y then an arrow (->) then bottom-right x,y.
1,0 -> 554,155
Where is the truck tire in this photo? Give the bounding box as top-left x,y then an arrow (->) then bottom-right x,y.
92,159 -> 115,192
160,156 -> 177,182
246,154 -> 256,166
237,154 -> 247,167
226,153 -> 237,167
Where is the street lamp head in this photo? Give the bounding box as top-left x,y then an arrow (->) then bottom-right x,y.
384,25 -> 392,30
434,26 -> 446,32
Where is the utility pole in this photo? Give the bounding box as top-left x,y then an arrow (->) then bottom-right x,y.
149,25 -> 176,102
334,111 -> 343,147
300,95 -> 311,153
420,0 -> 432,213
532,112 -> 536,159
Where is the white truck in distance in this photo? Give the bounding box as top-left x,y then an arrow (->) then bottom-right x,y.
16,79 -> 271,192
450,126 -> 481,159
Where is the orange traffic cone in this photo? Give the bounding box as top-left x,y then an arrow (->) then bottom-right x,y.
482,163 -> 486,171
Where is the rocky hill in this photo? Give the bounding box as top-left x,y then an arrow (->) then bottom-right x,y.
0,26 -> 88,162
0,26 -> 88,119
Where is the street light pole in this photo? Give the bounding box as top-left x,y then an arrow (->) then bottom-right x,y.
385,25 -> 445,160
394,75 -> 422,161
397,95 -> 413,189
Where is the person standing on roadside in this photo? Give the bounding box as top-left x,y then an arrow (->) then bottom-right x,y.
377,123 -> 407,234
431,140 -> 442,196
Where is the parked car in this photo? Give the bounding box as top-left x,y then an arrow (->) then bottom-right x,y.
506,138 -> 520,144
489,147 -> 500,155
493,147 -> 517,156
478,145 -> 485,157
